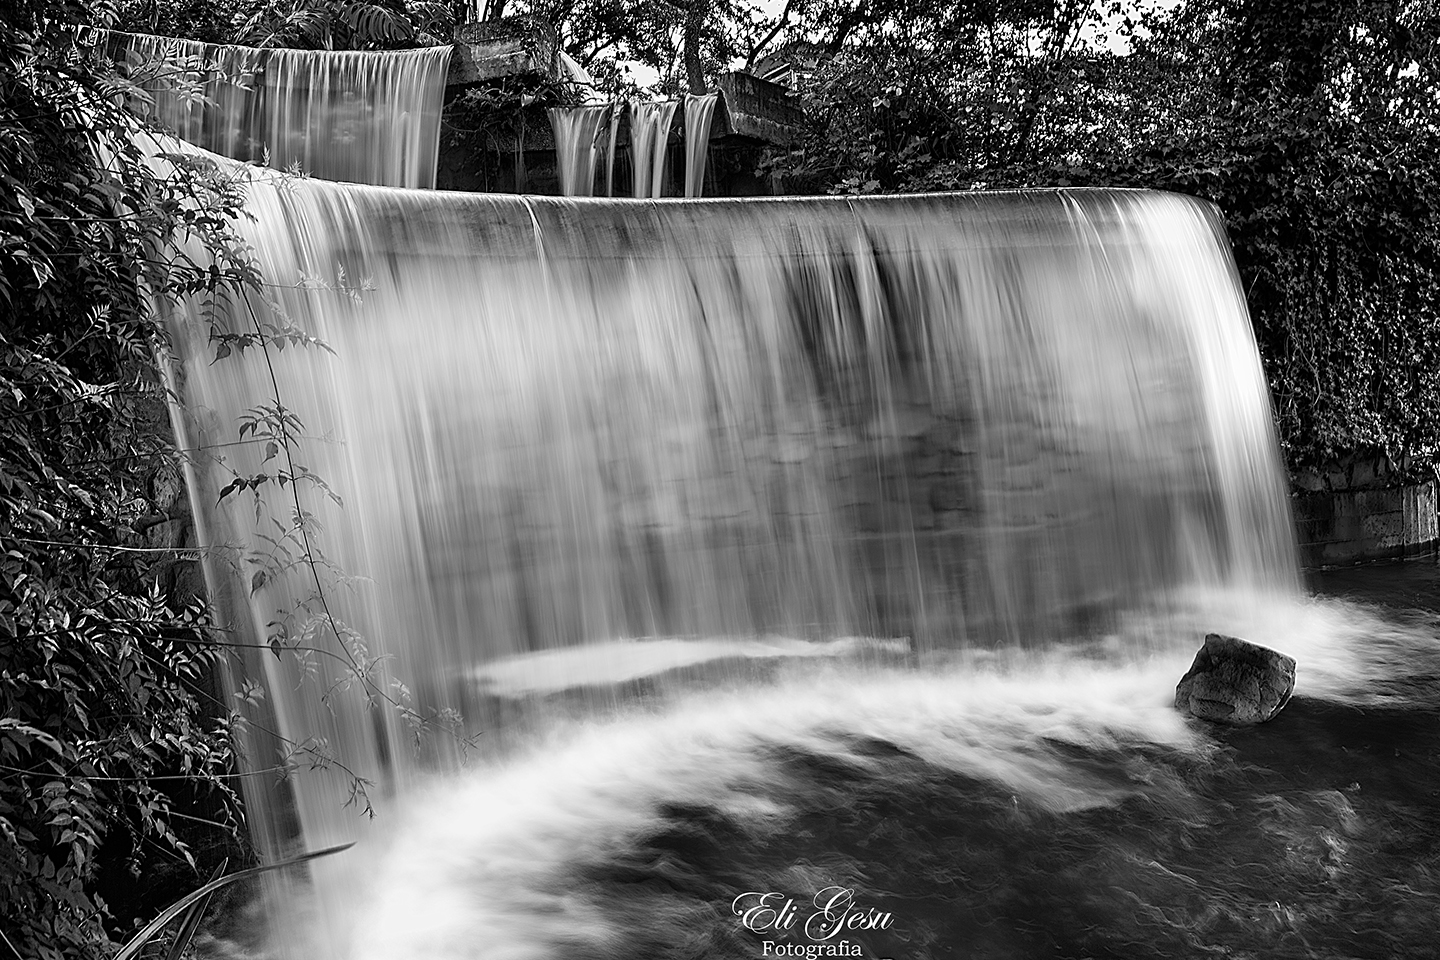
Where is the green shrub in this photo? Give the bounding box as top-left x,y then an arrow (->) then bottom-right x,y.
1,3 -> 249,955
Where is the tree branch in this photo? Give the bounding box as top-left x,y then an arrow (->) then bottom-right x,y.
745,0 -> 798,72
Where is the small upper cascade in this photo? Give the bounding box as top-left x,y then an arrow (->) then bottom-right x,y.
604,106 -> 622,197
549,104 -> 614,196
629,100 -> 679,198
93,29 -> 451,189
683,92 -> 719,198
559,50 -> 606,104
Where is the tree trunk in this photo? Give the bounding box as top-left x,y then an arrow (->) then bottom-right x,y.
685,0 -> 706,93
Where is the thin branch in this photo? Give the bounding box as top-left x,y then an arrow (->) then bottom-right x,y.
0,761 -> 289,783
234,287 -> 413,719
745,0 -> 798,72
0,927 -> 23,960
9,536 -> 206,554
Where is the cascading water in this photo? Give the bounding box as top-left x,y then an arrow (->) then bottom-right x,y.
629,100 -> 678,198
549,104 -> 614,196
683,92 -> 719,197
604,104 -> 621,197
170,184 -> 1300,717
146,39 -> 1440,960
553,94 -> 714,198
97,30 -> 450,187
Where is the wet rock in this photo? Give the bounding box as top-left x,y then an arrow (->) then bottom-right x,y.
1174,633 -> 1296,724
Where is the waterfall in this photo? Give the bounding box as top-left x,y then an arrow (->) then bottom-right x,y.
549,104 -> 613,196
629,100 -> 678,198
95,30 -> 450,188
163,174 -> 1299,903
604,104 -> 621,197
683,92 -> 719,197
138,41 -> 1440,960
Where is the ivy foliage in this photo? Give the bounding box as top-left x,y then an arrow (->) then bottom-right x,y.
1102,0 -> 1440,475
768,0 -> 1440,475
1,2 -> 251,956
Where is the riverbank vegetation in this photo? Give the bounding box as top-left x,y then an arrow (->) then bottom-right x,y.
1,3 -> 251,956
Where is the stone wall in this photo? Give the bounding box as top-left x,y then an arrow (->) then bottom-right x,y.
1294,479 -> 1438,566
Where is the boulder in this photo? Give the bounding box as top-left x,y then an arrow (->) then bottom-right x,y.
1174,634 -> 1296,724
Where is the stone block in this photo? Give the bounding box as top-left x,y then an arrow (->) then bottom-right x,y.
449,16 -> 558,87
1404,480 -> 1438,550
712,72 -> 803,145
1293,479 -> 1438,565
922,421 -> 979,456
928,479 -> 973,514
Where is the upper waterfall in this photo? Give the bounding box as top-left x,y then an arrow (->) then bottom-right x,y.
549,104 -> 613,196
93,29 -> 450,188
683,92 -> 719,197
629,100 -> 679,198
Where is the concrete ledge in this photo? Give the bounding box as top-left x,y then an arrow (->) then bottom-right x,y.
714,72 -> 804,145
449,16 -> 558,86
1294,478 -> 1438,566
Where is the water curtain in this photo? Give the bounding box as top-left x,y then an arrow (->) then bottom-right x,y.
683,92 -> 719,197
604,105 -> 622,197
548,104 -> 614,196
163,176 -> 1299,877
95,30 -> 450,188
629,100 -> 679,198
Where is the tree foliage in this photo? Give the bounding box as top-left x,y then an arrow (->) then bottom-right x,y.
1115,0 -> 1440,474
506,0 -> 801,94
1,2 -> 249,956
235,0 -> 456,49
111,0 -> 457,49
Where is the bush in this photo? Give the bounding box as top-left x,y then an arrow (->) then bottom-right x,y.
1,3 -> 249,956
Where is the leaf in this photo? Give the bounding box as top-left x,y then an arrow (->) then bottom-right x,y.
216,478 -> 243,503
164,858 -> 228,960
0,718 -> 65,756
114,844 -> 354,960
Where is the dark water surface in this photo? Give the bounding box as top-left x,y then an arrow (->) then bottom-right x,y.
582,681 -> 1440,956
1313,557 -> 1440,613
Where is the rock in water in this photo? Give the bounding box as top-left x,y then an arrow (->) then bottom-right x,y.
1174,634 -> 1296,724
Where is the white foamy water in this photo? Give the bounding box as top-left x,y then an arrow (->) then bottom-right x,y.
471,636 -> 911,697
336,664 -> 1195,959
294,587 -> 1437,960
